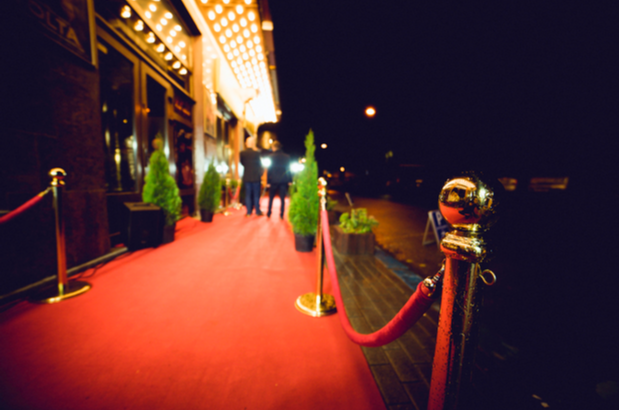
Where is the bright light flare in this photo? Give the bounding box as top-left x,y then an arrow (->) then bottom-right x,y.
365,106 -> 376,117
261,157 -> 272,168
290,163 -> 304,173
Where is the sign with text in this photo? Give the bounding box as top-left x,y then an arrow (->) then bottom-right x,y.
422,210 -> 450,247
25,0 -> 95,65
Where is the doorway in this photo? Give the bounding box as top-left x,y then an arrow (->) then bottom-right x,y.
98,32 -> 174,246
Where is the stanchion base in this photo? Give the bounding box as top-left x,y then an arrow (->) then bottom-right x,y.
31,281 -> 91,304
295,292 -> 337,317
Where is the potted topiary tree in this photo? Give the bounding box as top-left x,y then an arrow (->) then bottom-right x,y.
142,137 -> 182,244
287,130 -> 319,252
333,208 -> 379,255
198,162 -> 221,222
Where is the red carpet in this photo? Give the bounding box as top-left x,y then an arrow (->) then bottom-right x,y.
0,199 -> 385,410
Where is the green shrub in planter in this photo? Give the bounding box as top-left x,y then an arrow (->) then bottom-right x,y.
142,137 -> 182,227
334,208 -> 379,254
288,130 -> 319,250
198,163 -> 221,221
339,208 -> 378,233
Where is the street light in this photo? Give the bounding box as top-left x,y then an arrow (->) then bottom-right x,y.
321,143 -> 327,149
365,106 -> 376,117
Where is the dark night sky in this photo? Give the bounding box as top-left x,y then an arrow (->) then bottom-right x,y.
267,0 -> 616,183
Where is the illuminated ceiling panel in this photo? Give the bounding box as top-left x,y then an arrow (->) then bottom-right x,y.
197,0 -> 277,123
122,0 -> 192,76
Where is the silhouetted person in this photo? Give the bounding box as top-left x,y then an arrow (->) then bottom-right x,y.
240,136 -> 264,216
266,141 -> 291,219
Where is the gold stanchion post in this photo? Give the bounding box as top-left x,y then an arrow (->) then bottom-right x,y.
223,177 -> 230,216
295,178 -> 337,317
427,173 -> 499,409
233,179 -> 242,209
32,168 -> 91,304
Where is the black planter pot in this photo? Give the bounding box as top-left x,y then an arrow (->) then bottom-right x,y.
162,222 -> 176,244
200,209 -> 214,222
294,233 -> 315,252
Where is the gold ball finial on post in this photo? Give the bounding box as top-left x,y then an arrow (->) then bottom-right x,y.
49,168 -> 67,187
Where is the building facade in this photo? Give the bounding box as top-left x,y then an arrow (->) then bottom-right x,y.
0,0 -> 279,298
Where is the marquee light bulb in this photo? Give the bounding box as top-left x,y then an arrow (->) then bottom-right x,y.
121,6 -> 131,18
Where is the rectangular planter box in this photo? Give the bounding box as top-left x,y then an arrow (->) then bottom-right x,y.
332,226 -> 375,255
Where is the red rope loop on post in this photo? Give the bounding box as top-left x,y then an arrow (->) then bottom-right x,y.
321,209 -> 438,347
0,188 -> 50,225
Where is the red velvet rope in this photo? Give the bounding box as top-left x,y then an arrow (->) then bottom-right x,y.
227,185 -> 240,202
0,189 -> 50,225
321,209 -> 437,347
232,185 -> 240,201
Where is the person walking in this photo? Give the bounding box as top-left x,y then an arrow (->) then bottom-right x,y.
266,141 -> 291,219
239,136 -> 264,216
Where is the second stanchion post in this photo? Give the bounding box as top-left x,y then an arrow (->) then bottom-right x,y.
295,178 -> 337,317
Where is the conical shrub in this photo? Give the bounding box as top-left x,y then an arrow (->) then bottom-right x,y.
198,162 -> 221,212
142,138 -> 182,226
288,130 -> 319,236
